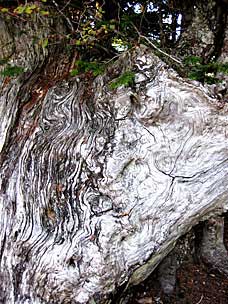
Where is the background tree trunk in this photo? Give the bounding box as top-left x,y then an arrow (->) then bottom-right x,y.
1,12 -> 228,304
176,0 -> 228,62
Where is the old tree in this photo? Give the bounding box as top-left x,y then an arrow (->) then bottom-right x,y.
0,0 -> 228,303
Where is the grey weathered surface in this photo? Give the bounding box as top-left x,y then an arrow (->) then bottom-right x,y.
1,21 -> 228,303
200,216 -> 228,276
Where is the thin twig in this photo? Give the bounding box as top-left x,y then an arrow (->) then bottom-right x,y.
69,50 -> 78,72
142,34 -> 183,65
51,0 -> 74,32
75,8 -> 86,33
104,53 -> 122,64
139,1 -> 149,34
59,0 -> 72,13
6,11 -> 28,22
132,24 -> 183,66
195,294 -> 204,304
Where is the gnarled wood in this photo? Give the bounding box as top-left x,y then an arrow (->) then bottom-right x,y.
1,18 -> 228,303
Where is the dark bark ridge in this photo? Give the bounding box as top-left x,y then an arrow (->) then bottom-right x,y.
1,17 -> 228,304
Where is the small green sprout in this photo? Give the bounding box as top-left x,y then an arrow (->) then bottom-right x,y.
0,65 -> 25,77
109,71 -> 135,89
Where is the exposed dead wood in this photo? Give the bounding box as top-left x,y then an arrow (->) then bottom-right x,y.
1,16 -> 228,304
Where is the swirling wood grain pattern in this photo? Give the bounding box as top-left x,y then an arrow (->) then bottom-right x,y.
1,25 -> 228,303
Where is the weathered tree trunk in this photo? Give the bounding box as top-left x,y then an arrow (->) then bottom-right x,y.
1,14 -> 228,304
176,0 -> 228,62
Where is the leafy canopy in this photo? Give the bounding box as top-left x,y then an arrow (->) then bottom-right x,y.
0,0 -> 227,85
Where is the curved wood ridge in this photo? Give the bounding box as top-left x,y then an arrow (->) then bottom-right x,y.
1,35 -> 228,303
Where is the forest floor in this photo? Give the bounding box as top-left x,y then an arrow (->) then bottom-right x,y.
127,215 -> 228,304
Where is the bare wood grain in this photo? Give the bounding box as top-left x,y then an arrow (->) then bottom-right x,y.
1,21 -> 228,304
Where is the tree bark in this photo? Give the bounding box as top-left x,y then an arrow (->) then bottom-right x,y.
176,0 -> 228,62
1,14 -> 228,304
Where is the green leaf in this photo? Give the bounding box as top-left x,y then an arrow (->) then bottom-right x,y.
70,69 -> 79,76
41,38 -> 49,48
1,8 -> 9,13
109,24 -> 115,31
31,4 -> 37,10
14,6 -> 25,14
25,7 -> 33,14
40,10 -> 49,16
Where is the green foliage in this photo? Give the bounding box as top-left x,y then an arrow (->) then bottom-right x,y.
119,14 -> 133,32
0,65 -> 24,77
184,56 -> 228,84
0,0 -> 227,85
0,2 -> 49,17
70,60 -> 105,77
0,0 -> 180,68
217,63 -> 228,74
1,8 -> 9,13
39,10 -> 49,16
183,56 -> 203,65
112,37 -> 130,52
109,71 -> 135,89
40,38 -> 49,49
14,4 -> 38,15
74,20 -> 116,49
